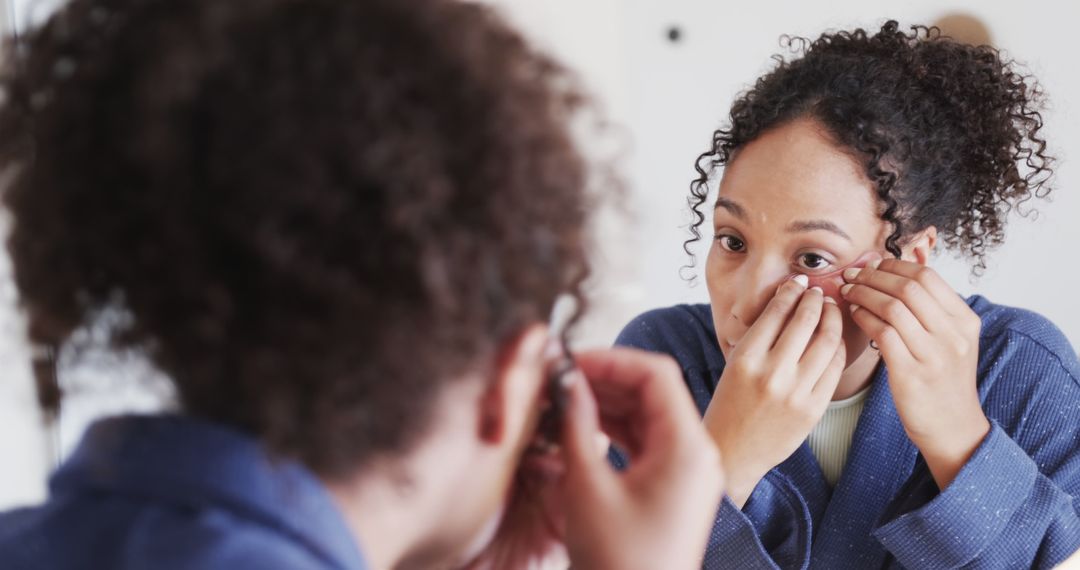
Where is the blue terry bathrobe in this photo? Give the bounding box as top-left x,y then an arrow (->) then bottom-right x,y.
611,295 -> 1080,569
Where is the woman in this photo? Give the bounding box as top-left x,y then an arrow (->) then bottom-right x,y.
614,21 -> 1080,568
0,0 -> 724,568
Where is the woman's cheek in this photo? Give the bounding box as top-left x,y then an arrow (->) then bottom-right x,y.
706,280 -> 735,341
705,252 -> 738,358
841,310 -> 870,366
704,246 -> 732,304
806,272 -> 846,304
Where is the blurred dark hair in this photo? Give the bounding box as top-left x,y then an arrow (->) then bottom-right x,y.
686,21 -> 1053,275
0,0 -> 592,477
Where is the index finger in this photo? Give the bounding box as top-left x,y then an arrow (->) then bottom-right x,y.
869,259 -> 969,315
738,274 -> 811,356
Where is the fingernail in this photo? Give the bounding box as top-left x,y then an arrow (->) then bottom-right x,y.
840,284 -> 853,296
843,268 -> 861,281
561,369 -> 582,389
809,286 -> 823,295
868,259 -> 881,269
792,274 -> 809,288
823,296 -> 837,305
849,303 -> 860,313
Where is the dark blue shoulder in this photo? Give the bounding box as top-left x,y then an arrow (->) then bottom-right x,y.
614,304 -> 725,375
0,506 -> 42,569
969,295 -> 1080,384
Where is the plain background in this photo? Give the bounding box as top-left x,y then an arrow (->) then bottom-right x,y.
2,0 -> 1078,510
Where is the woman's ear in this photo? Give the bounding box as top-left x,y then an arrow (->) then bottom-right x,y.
902,226 -> 938,266
476,324 -> 549,446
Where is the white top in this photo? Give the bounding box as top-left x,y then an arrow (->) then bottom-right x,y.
807,386 -> 871,487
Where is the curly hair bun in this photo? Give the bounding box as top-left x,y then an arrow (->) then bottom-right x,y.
686,20 -> 1052,274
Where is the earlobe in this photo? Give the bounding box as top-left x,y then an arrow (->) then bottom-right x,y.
903,226 -> 938,265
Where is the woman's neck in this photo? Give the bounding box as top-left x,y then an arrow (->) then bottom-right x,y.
834,345 -> 880,401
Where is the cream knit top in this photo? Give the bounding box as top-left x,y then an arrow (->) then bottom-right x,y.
807,386 -> 871,487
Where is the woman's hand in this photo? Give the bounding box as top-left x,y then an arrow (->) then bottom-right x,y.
842,258 -> 989,490
560,349 -> 724,570
463,348 -> 724,570
704,275 -> 847,507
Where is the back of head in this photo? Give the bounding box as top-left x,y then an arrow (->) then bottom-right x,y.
0,0 -> 591,477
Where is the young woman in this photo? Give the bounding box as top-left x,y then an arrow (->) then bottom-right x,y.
0,0 -> 724,568
614,21 -> 1080,569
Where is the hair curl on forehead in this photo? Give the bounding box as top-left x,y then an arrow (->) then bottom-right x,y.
0,0 -> 594,477
685,20 -> 1053,277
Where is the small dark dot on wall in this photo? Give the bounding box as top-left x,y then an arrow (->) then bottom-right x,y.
666,25 -> 683,44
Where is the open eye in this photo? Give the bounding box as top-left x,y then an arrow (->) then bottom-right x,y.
715,234 -> 746,253
797,252 -> 832,271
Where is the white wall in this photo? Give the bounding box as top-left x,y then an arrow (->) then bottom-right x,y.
0,214 -> 49,509
615,0 -> 1080,344
2,0 -> 1078,510
9,0 -> 63,29
0,0 -> 173,511
0,0 -> 50,512
492,0 -> 1080,350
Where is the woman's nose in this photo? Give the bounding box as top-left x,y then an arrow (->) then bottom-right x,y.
729,263 -> 791,327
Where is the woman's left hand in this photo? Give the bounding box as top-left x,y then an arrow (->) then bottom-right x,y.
841,258 -> 990,490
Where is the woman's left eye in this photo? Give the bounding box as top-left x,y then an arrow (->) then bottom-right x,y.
798,253 -> 831,271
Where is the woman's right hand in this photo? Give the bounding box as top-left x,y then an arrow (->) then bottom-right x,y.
561,349 -> 725,570
704,274 -> 847,507
463,348 -> 723,570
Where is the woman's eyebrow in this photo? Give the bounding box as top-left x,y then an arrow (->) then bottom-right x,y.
715,197 -> 850,241
786,220 -> 852,241
714,197 -> 747,220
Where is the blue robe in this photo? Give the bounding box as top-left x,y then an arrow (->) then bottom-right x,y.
612,296 -> 1080,569
0,415 -> 369,570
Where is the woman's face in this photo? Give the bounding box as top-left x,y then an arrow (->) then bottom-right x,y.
707,118 -> 893,367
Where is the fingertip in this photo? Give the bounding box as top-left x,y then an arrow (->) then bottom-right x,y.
562,371 -> 599,456
561,371 -> 616,491
822,299 -> 844,324
777,274 -> 809,297
565,370 -> 595,424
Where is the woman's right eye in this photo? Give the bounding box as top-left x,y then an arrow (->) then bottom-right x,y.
715,234 -> 746,253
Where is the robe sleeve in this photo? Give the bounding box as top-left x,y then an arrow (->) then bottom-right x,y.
608,446 -> 814,570
874,336 -> 1080,569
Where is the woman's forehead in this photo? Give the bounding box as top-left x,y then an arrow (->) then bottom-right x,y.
717,119 -> 878,226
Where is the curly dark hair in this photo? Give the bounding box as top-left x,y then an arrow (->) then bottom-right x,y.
0,0 -> 592,477
685,20 -> 1053,275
